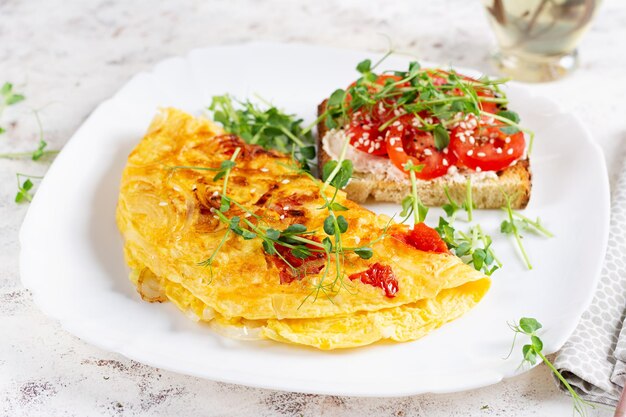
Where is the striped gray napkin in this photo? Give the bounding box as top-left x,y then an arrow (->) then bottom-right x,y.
553,161 -> 626,405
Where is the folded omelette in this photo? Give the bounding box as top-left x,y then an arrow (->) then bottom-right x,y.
116,108 -> 490,350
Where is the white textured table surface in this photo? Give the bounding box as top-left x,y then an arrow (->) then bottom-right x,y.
1,0 -> 624,416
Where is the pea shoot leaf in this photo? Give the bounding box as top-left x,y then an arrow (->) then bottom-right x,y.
354,247 -> 373,259
322,159 -> 353,190
356,59 -> 372,74
519,317 -> 542,334
283,224 -> 307,234
500,126 -> 520,135
291,246 -> 312,259
497,110 -> 520,124
265,228 -> 280,241
323,216 -> 335,235
15,178 -> 34,203
433,124 -> 450,150
336,215 -> 348,233
31,140 -> 47,161
329,202 -> 349,212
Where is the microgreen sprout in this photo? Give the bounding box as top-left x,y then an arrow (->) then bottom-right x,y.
500,191 -> 553,270
400,160 -> 428,225
435,217 -> 500,275
208,94 -> 316,170
0,82 -> 25,134
0,111 -> 59,161
442,185 -> 460,220
14,173 -> 42,203
508,318 -> 593,416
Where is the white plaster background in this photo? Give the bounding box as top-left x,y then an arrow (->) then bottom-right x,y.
1,0 -> 624,415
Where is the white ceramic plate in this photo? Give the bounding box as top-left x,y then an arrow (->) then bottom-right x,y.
20,42 -> 609,397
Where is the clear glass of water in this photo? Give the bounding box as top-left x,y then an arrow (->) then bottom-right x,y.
481,0 -> 602,82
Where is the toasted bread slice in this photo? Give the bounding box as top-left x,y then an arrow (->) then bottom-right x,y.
317,101 -> 531,209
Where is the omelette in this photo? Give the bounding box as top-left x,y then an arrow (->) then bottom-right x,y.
116,108 -> 490,349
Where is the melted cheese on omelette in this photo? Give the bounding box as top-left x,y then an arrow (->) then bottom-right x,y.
116,108 -> 490,349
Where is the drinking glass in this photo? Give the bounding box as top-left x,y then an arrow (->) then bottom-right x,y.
481,0 -> 602,82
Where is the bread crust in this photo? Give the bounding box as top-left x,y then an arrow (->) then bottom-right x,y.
317,100 -> 531,209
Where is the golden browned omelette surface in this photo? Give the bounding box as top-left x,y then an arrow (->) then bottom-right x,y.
116,108 -> 490,349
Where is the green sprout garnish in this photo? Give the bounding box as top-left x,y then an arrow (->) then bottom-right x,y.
435,217 -> 500,275
500,191 -> 553,269
0,82 -> 25,134
207,94 -> 316,170
14,173 -> 43,203
508,318 -> 594,416
400,160 -> 428,224
1,111 -> 60,161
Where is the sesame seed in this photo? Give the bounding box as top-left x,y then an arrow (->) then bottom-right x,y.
395,147 -> 404,152
443,148 -> 449,154
374,142 -> 381,149
424,149 -> 433,156
159,201 -> 168,206
283,206 -> 290,211
260,167 -> 269,172
389,137 -> 398,145
364,139 -> 371,146
507,148 -> 514,155
476,167 -> 482,172
443,158 -> 449,166
469,136 -> 476,144
173,185 -> 181,192
192,184 -> 197,191
281,179 -> 290,184
363,124 -> 371,130
392,121 -> 401,127
250,188 -> 256,193
393,109 -> 401,116
212,191 -> 219,197
477,152 -> 486,157
280,214 -> 285,219
505,137 -> 511,144
467,150 -> 474,156
397,125 -> 404,132
496,148 -> 503,154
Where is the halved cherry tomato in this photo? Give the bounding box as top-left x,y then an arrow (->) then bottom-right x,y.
346,109 -> 388,156
384,115 -> 456,180
449,114 -> 525,172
